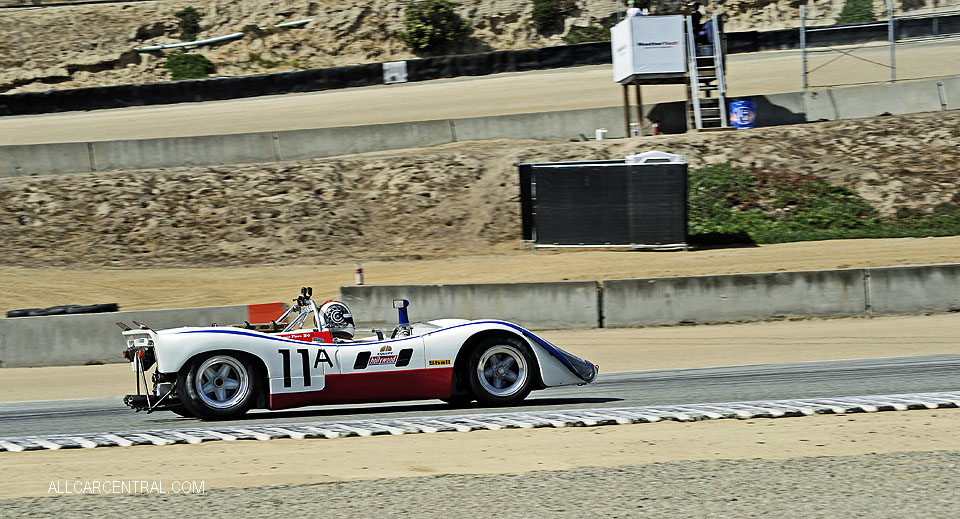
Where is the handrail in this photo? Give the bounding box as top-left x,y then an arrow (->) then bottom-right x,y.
711,14 -> 728,127
134,19 -> 311,52
685,15 -> 702,130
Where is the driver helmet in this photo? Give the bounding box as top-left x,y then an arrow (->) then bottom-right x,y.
319,300 -> 355,340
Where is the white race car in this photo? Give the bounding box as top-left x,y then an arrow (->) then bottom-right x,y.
121,287 -> 598,420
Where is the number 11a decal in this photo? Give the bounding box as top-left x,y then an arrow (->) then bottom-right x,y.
278,348 -> 333,388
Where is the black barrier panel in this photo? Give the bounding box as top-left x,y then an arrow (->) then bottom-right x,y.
942,15 -> 960,34
898,14 -> 960,38
806,22 -> 888,47
405,44 -> 608,83
537,42 -> 611,69
531,162 -> 687,246
511,48 -> 542,72
518,163 -> 534,241
756,27 -> 799,51
0,62 -> 384,116
726,31 -> 760,53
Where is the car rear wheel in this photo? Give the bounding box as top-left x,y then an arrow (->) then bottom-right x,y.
467,335 -> 534,406
177,353 -> 257,420
441,394 -> 474,407
168,405 -> 194,418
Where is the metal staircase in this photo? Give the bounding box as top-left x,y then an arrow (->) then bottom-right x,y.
685,14 -> 728,131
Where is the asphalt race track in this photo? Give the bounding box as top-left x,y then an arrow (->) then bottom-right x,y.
4,354 -> 958,439
2,39 -> 958,145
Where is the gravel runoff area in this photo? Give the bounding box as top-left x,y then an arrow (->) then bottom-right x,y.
5,450 -> 958,518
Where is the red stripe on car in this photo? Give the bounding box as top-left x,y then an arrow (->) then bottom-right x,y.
269,367 -> 454,410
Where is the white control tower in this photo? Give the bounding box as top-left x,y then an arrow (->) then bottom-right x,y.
610,14 -> 728,134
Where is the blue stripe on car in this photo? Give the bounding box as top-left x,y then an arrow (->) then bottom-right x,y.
173,321 -> 596,383
172,328 -> 418,347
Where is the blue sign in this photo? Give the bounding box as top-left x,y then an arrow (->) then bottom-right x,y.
729,100 -> 757,129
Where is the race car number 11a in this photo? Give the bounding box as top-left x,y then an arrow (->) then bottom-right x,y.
278,348 -> 333,388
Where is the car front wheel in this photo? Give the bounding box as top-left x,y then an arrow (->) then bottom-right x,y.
177,353 -> 257,420
467,335 -> 534,406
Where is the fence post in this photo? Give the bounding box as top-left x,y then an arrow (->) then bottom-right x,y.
886,0 -> 896,82
800,5 -> 807,90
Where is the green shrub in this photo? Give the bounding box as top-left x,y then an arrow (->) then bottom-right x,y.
687,164 -> 960,245
174,6 -> 202,41
247,52 -> 303,70
399,0 -> 472,53
688,164 -> 884,245
533,0 -> 577,34
836,0 -> 876,24
562,24 -> 611,44
163,51 -> 215,80
533,0 -> 561,33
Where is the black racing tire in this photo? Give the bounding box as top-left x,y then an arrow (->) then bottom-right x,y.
41,305 -> 78,316
168,405 -> 195,418
177,352 -> 258,420
65,303 -> 119,314
466,335 -> 535,407
6,308 -> 41,318
441,394 -> 475,407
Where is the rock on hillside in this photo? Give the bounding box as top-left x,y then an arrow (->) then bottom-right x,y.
0,111 -> 957,268
1,0 -> 935,93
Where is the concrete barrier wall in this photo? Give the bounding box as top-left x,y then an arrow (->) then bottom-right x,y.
276,120 -> 454,161
2,77 -> 957,178
340,282 -> 600,330
453,107 -> 626,140
2,142 -> 93,177
802,77 -> 958,121
940,77 -> 960,110
867,264 -> 960,314
3,263 -> 960,367
602,269 -> 867,327
0,305 -> 249,368
92,133 -> 278,171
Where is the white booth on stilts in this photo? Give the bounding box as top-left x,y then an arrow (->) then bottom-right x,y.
610,13 -> 729,134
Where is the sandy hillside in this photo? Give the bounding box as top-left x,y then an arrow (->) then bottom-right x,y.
0,0 -> 911,93
0,110 -> 957,272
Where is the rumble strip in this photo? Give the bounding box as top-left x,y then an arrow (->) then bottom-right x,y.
1,391 -> 958,452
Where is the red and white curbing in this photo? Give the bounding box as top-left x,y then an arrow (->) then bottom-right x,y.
1,391 -> 958,452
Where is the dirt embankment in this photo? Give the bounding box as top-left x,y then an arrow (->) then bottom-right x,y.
0,110 -> 958,269
0,0 -> 870,93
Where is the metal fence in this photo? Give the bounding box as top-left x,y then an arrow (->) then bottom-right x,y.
800,1 -> 960,89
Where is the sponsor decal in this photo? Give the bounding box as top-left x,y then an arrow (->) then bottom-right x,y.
312,337 -> 325,343
363,344 -> 400,366
636,40 -> 679,47
369,355 -> 398,365
429,359 -> 451,366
